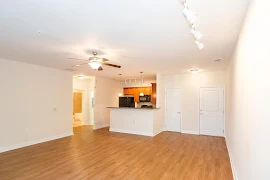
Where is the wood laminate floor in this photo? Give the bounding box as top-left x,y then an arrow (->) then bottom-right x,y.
0,126 -> 233,180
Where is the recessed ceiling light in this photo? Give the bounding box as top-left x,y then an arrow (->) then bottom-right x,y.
78,75 -> 85,80
75,64 -> 80,67
190,69 -> 199,74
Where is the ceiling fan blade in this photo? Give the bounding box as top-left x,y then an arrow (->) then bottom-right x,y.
101,58 -> 109,62
71,62 -> 88,67
68,58 -> 88,61
102,62 -> 121,68
98,66 -> 103,71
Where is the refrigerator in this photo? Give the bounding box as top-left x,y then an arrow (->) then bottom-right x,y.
119,97 -> 135,107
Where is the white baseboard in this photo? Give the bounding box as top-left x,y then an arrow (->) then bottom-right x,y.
0,132 -> 73,153
110,128 -> 154,137
153,129 -> 163,136
225,138 -> 238,180
94,123 -> 109,130
181,130 -> 199,135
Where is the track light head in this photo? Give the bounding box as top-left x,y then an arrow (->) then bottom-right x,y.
191,28 -> 202,40
183,8 -> 197,24
195,40 -> 204,50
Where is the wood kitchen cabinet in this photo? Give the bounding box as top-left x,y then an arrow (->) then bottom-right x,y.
133,88 -> 140,102
124,88 -> 134,95
73,92 -> 82,113
151,83 -> 156,103
143,87 -> 151,95
123,86 -> 154,103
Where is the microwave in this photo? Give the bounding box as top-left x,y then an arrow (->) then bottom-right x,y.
139,95 -> 151,102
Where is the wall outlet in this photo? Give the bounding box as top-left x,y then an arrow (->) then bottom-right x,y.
133,120 -> 136,123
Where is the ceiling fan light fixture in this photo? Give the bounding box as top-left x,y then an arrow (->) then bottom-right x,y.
183,8 -> 197,24
88,61 -> 101,70
195,40 -> 204,50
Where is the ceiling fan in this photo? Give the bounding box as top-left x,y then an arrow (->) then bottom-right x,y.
69,52 -> 121,71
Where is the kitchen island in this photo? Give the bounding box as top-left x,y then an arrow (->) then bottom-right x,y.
107,107 -> 163,136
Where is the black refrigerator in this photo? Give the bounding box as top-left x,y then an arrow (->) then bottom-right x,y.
119,97 -> 135,107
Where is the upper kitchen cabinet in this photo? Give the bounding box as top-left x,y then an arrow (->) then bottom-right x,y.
151,83 -> 156,103
133,88 -> 140,102
143,87 -> 151,95
123,85 -> 156,103
124,88 -> 134,95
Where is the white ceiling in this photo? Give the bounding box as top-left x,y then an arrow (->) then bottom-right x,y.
0,0 -> 250,80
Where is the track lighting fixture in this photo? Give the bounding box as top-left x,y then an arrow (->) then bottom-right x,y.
183,8 -> 197,24
195,40 -> 204,50
191,26 -> 202,40
182,0 -> 204,49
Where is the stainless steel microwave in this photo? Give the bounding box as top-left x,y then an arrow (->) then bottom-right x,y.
139,95 -> 151,102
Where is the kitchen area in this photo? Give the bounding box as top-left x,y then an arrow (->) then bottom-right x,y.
119,83 -> 156,108
108,80 -> 164,137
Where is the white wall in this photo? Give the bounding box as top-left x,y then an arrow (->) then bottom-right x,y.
226,0 -> 270,179
94,77 -> 122,129
0,58 -> 73,152
159,71 -> 227,133
73,77 -> 95,91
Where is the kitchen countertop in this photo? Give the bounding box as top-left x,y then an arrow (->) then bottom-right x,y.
107,107 -> 160,110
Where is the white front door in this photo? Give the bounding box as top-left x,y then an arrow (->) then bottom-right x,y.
165,89 -> 181,132
200,87 -> 224,136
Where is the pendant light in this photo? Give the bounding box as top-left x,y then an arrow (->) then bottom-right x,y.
139,72 -> 144,96
118,74 -> 123,97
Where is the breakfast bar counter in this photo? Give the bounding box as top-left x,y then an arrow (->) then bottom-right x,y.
107,107 -> 163,136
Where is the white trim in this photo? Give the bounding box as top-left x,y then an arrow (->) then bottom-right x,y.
181,130 -> 199,135
93,123 -> 109,130
199,86 -> 226,137
110,128 -> 154,137
0,132 -> 73,153
225,138 -> 238,180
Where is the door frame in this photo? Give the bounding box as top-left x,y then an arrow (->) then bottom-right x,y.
165,88 -> 182,132
199,86 -> 226,137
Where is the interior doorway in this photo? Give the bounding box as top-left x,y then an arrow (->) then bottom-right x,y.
199,87 -> 225,137
165,88 -> 181,132
72,76 -> 95,131
73,90 -> 84,127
